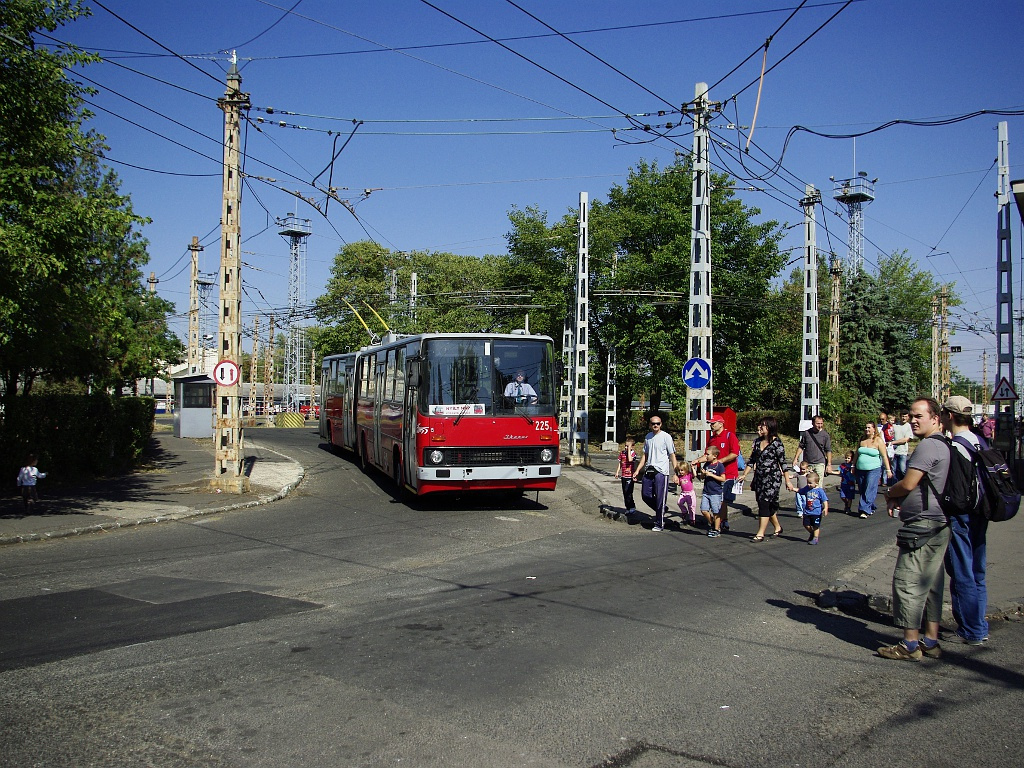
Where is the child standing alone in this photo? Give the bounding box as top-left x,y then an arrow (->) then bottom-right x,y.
17,454 -> 47,514
798,470 -> 829,544
613,437 -> 638,518
838,450 -> 856,515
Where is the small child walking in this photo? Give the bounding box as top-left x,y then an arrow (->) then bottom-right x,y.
700,446 -> 727,538
798,470 -> 829,544
613,437 -> 638,518
838,450 -> 856,515
792,460 -> 809,517
675,459 -> 697,525
17,454 -> 47,514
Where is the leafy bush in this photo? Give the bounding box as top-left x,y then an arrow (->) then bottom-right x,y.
1,394 -> 155,482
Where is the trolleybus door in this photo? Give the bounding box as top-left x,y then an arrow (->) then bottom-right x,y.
403,354 -> 420,492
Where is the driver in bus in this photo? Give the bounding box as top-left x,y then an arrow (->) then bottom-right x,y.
504,370 -> 538,404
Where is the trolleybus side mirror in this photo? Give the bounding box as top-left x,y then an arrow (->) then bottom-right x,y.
406,359 -> 421,388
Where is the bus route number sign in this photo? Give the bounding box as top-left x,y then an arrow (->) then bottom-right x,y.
214,360 -> 241,387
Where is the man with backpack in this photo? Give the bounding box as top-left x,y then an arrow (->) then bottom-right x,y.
938,396 -> 989,645
878,397 -> 951,661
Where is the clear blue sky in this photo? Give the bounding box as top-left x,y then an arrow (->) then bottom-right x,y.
53,0 -> 1024,387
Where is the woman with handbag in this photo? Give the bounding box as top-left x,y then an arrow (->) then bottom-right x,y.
739,416 -> 795,541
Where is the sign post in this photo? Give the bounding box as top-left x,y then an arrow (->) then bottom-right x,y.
991,377 -> 1019,454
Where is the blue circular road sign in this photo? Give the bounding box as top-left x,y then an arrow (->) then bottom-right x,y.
682,357 -> 712,390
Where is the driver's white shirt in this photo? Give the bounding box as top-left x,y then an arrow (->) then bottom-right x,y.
504,381 -> 537,398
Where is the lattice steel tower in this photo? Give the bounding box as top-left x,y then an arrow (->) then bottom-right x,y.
832,172 -> 875,273
277,215 -> 311,412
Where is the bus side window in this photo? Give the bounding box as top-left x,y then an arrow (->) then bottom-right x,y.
385,349 -> 396,401
394,347 -> 405,403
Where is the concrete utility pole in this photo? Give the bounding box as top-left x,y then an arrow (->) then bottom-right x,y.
566,191 -> 590,466
310,346 -> 318,413
559,316 -> 572,445
212,53 -> 250,493
684,82 -> 718,459
799,185 -> 822,428
983,350 -> 990,415
940,285 -> 951,402
264,313 -> 276,419
601,254 -> 618,451
188,237 -> 203,374
248,314 -> 260,418
931,294 -> 940,401
826,258 -> 841,386
409,272 -> 417,332
995,121 -> 1015,415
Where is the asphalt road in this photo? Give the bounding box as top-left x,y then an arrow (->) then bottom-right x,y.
0,428 -> 1021,767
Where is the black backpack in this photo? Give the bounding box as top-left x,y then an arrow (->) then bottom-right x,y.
923,434 -> 979,516
952,434 -> 1021,523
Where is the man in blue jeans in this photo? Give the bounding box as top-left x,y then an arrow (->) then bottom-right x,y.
939,395 -> 989,645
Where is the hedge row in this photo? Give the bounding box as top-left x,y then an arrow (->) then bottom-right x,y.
1,394 -> 155,482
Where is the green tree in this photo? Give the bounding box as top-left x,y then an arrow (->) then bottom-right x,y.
0,0 -> 178,402
839,252 -> 941,411
506,157 -> 786,424
312,241 -> 508,355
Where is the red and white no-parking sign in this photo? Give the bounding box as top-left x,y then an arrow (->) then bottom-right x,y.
213,359 -> 241,387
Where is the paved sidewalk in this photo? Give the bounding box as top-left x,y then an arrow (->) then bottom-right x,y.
0,430 -> 302,546
559,447 -> 1024,620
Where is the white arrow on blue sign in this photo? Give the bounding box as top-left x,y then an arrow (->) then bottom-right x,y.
682,357 -> 712,390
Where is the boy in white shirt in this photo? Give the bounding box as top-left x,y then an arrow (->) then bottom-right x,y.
17,454 -> 47,514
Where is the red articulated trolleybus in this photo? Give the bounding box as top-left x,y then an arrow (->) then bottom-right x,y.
319,331 -> 561,496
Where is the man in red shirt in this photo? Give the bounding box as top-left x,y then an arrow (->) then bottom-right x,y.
696,415 -> 741,530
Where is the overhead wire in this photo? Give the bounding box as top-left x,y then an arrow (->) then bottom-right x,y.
230,0 -> 306,50
500,0 -> 678,112
416,0 -> 643,122
90,0 -> 227,87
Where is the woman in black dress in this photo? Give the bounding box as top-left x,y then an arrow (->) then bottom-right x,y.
740,416 -> 795,541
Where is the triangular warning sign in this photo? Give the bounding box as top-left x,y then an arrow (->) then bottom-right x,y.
992,376 -> 1019,401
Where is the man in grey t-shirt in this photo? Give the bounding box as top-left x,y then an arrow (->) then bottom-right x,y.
795,414 -> 833,478
877,397 -> 951,661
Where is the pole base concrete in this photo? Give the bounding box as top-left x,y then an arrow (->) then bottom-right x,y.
210,475 -> 251,494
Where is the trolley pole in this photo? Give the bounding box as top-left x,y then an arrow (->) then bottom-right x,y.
212,53 -> 250,493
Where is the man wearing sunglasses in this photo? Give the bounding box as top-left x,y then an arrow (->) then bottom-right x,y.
633,415 -> 679,532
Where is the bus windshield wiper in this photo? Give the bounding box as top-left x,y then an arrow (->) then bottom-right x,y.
515,407 -> 534,425
454,404 -> 472,426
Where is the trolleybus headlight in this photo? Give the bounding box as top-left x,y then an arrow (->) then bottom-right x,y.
428,449 -> 445,465
540,448 -> 554,463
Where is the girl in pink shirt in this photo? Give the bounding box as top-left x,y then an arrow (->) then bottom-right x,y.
676,460 -> 698,524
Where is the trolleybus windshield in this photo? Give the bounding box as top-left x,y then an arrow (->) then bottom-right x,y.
420,338 -> 556,417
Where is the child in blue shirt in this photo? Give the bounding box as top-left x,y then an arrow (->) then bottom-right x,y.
798,470 -> 829,545
838,450 -> 856,515
700,446 -> 726,538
